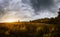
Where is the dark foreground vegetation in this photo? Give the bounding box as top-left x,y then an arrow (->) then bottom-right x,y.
0,22 -> 60,37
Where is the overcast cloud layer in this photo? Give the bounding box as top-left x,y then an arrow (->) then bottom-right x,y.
0,0 -> 60,21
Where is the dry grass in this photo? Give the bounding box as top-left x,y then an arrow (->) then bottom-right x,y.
0,22 -> 60,37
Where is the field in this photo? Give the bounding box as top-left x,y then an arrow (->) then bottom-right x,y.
0,22 -> 60,37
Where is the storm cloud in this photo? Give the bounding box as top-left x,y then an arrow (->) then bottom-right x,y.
0,0 -> 60,21
31,0 -> 54,12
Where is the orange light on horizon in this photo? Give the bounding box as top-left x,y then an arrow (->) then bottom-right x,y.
1,18 -> 18,23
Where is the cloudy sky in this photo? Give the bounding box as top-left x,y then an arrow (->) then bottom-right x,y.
0,0 -> 60,22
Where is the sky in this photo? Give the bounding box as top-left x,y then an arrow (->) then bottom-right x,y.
0,0 -> 60,22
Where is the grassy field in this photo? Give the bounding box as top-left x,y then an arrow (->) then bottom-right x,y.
0,22 -> 60,37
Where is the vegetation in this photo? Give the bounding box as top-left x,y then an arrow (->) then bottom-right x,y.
0,22 -> 60,37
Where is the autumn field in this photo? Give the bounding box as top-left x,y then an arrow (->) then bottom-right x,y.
0,22 -> 60,37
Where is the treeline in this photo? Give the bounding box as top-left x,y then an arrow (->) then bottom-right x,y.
48,11 -> 60,25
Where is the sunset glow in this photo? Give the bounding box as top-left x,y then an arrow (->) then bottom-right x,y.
2,19 -> 18,23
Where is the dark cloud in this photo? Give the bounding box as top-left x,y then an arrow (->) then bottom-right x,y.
30,0 -> 56,14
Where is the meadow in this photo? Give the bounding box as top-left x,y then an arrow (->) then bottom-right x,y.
0,22 -> 60,37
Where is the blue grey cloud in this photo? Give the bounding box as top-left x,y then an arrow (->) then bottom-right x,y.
0,0 -> 60,22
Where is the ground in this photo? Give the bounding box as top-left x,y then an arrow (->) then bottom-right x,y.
0,22 -> 60,37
